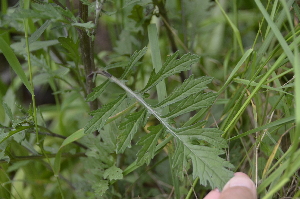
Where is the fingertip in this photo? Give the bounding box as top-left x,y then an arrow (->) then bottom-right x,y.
222,172 -> 257,198
203,189 -> 221,199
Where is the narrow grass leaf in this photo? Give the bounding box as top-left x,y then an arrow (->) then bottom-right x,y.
148,24 -> 169,114
218,48 -> 252,94
54,128 -> 85,175
262,131 -> 288,179
0,36 -> 33,94
215,0 -> 244,53
229,116 -> 295,141
233,78 -> 292,96
254,0 -> 294,62
259,149 -> 300,198
26,20 -> 51,46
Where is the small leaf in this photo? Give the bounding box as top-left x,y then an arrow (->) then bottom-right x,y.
53,150 -> 62,175
86,79 -> 110,102
154,75 -> 213,108
54,128 -> 85,174
162,92 -> 217,119
59,129 -> 85,150
0,37 -> 33,94
121,47 -> 148,79
58,37 -> 80,62
72,21 -> 95,29
0,126 -> 30,144
116,109 -> 147,153
142,52 -> 200,92
84,94 -> 126,134
2,102 -> 13,121
103,165 -> 123,180
136,125 -> 163,165
27,20 -> 51,46
92,180 -> 109,197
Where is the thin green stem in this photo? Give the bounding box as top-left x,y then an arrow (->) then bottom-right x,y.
0,153 -> 86,164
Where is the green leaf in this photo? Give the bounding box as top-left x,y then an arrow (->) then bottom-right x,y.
121,46 -> 148,79
128,5 -> 144,24
92,180 -> 109,197
84,94 -> 126,134
233,78 -> 293,96
174,127 -> 234,189
2,102 -> 13,121
59,128 -> 85,150
86,79 -> 110,102
0,36 -> 33,94
11,40 -> 59,54
101,52 -> 232,189
162,92 -> 217,119
58,37 -> 80,63
154,75 -> 213,108
27,20 -> 51,46
0,126 -> 31,144
72,21 -> 95,29
54,128 -> 85,174
103,165 -> 123,181
116,109 -> 147,153
172,141 -> 188,180
136,124 -> 163,165
142,52 -> 200,92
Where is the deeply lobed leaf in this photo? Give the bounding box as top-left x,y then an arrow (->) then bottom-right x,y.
162,92 -> 217,119
154,75 -> 213,108
116,109 -> 147,153
84,94 -> 126,134
172,127 -> 234,189
142,52 -> 200,92
136,124 -> 164,165
121,47 -> 148,79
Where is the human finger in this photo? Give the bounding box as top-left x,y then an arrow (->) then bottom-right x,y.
220,172 -> 257,199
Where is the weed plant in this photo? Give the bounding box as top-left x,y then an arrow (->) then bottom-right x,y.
0,0 -> 299,198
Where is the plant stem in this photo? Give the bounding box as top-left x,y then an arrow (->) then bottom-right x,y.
0,153 -> 86,164
78,1 -> 98,113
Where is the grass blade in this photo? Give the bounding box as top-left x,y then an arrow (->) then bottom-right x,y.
0,36 -> 33,94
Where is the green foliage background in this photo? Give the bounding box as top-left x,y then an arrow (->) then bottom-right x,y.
0,0 -> 299,198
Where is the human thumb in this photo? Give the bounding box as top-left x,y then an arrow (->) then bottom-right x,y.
219,172 -> 257,199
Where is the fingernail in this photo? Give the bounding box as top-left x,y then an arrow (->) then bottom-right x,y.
228,176 -> 255,190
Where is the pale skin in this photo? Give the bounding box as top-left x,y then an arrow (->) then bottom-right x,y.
204,172 -> 257,199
